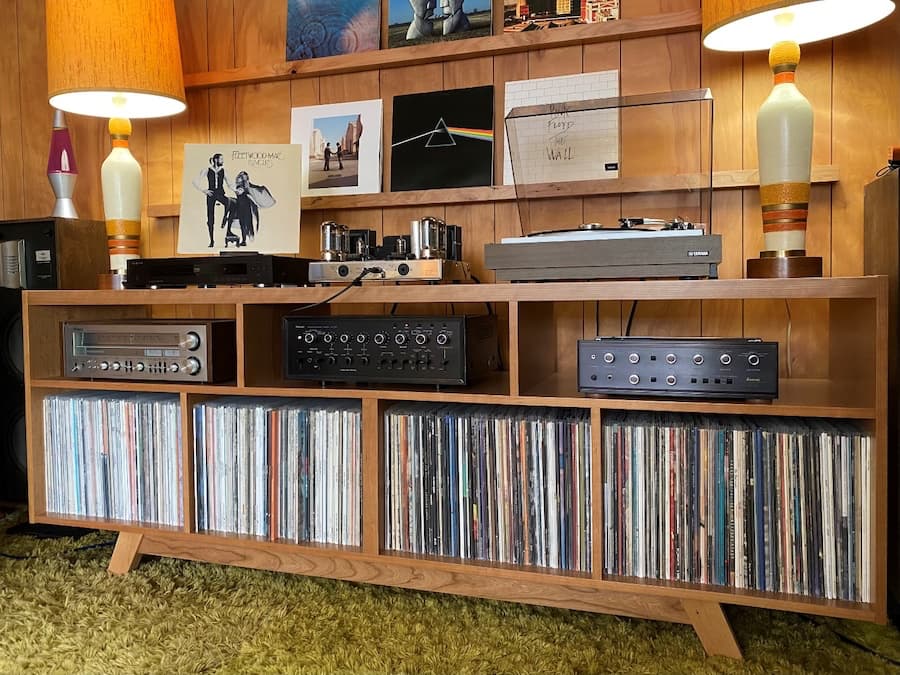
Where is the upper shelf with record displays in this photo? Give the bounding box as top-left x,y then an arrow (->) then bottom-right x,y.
182,10 -> 702,91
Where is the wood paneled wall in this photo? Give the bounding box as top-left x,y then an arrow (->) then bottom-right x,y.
3,0 -> 899,374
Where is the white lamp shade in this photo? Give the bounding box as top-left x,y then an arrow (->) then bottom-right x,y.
703,0 -> 896,51
46,0 -> 186,119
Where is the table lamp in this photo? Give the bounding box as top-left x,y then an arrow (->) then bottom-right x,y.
45,0 -> 186,279
702,0 -> 896,278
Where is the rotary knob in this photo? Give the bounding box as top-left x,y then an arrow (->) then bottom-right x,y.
720,353 -> 732,366
374,333 -> 386,345
182,357 -> 201,375
168,363 -> 180,373
182,331 -> 201,351
748,353 -> 760,367
111,362 -> 121,371
628,374 -> 640,385
135,362 -> 146,372
303,332 -> 316,344
628,353 -> 640,364
99,361 -> 110,371
666,375 -> 677,386
394,333 -> 407,346
414,333 -> 428,345
603,352 -> 615,364
435,332 -> 450,346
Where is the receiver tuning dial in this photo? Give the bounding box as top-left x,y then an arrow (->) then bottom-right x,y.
182,331 -> 201,350
182,357 -> 201,375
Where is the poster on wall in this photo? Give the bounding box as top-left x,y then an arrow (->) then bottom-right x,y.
390,85 -> 493,191
177,144 -> 302,254
388,0 -> 491,49
286,0 -> 380,60
502,0 -> 619,32
290,99 -> 383,197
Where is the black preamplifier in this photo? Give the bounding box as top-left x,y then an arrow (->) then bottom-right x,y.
578,337 -> 778,399
283,315 -> 500,386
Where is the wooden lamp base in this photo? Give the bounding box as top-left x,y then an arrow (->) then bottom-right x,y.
747,251 -> 823,278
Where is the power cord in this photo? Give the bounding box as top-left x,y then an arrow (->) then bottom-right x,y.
288,267 -> 381,314
0,539 -> 115,560
806,616 -> 900,667
625,300 -> 638,336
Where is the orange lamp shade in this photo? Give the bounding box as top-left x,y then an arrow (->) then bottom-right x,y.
46,0 -> 186,119
702,0 -> 896,52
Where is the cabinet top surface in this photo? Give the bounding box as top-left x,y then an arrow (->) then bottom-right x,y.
23,276 -> 888,306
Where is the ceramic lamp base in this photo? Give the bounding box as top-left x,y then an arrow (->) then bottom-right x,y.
747,251 -> 823,278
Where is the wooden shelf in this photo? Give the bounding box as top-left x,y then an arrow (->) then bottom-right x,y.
182,10 -> 701,91
146,166 -> 840,218
23,276 -> 886,306
518,372 -> 877,419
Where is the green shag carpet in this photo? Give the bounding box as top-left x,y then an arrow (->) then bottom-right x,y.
2,511 -> 900,674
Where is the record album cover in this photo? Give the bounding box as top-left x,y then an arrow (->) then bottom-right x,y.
290,99 -> 383,197
390,85 -> 493,192
388,0 -> 491,49
503,0 -> 618,32
177,144 -> 302,255
286,0 -> 380,60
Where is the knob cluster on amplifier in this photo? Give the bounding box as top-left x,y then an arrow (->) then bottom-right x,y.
283,315 -> 498,386
578,337 -> 778,399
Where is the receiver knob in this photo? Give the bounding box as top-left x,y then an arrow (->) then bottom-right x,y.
99,361 -> 109,370
183,331 -> 201,351
340,334 -> 350,344
692,354 -> 704,365
628,353 -> 640,364
748,353 -> 760,367
628,374 -> 640,385
414,333 -> 428,345
435,332 -> 450,346
665,353 -> 677,364
168,363 -> 180,373
323,333 -> 334,344
182,357 -> 201,375
720,353 -> 732,366
356,334 -> 367,343
395,333 -> 407,346
374,333 -> 386,345
603,352 -> 615,363
135,362 -> 145,372
303,332 -> 316,344
666,375 -> 677,386
111,362 -> 121,371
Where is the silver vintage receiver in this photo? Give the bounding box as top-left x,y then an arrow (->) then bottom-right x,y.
63,320 -> 237,383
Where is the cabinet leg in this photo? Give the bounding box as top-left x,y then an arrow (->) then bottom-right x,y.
108,533 -> 144,575
682,599 -> 743,659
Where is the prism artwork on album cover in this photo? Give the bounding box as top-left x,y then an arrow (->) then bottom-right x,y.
390,85 -> 494,192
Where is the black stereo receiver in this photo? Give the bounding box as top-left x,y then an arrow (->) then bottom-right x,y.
578,337 -> 778,399
125,254 -> 312,288
283,315 -> 500,386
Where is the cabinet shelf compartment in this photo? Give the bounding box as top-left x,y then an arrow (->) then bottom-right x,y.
383,401 -> 593,575
243,302 -> 510,396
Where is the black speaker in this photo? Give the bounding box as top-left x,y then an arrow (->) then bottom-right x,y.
0,287 -> 26,504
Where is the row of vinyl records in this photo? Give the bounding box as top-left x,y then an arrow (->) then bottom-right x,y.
41,393 -> 873,602
603,412 -> 872,602
42,393 -> 363,546
383,404 -> 592,572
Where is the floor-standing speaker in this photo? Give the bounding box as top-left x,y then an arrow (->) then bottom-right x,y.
0,287 -> 25,503
0,217 -> 106,505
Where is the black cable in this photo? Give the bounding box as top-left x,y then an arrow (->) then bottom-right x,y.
625,300 -> 638,336
876,164 -> 899,177
595,300 -> 600,336
467,274 -> 493,316
0,539 -> 115,560
389,303 -> 398,316
288,268 -> 380,314
807,616 -> 900,667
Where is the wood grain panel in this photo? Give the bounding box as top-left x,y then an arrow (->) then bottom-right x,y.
833,17 -> 900,277
234,0 -> 285,68
235,82 -> 292,143
492,51 -> 528,189
172,90 -> 212,204
290,78 -> 321,107
319,71 -> 381,104
175,0 -> 208,74
0,0 -> 23,218
206,0 -> 236,147
623,0 -> 700,19
17,0 -> 54,218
